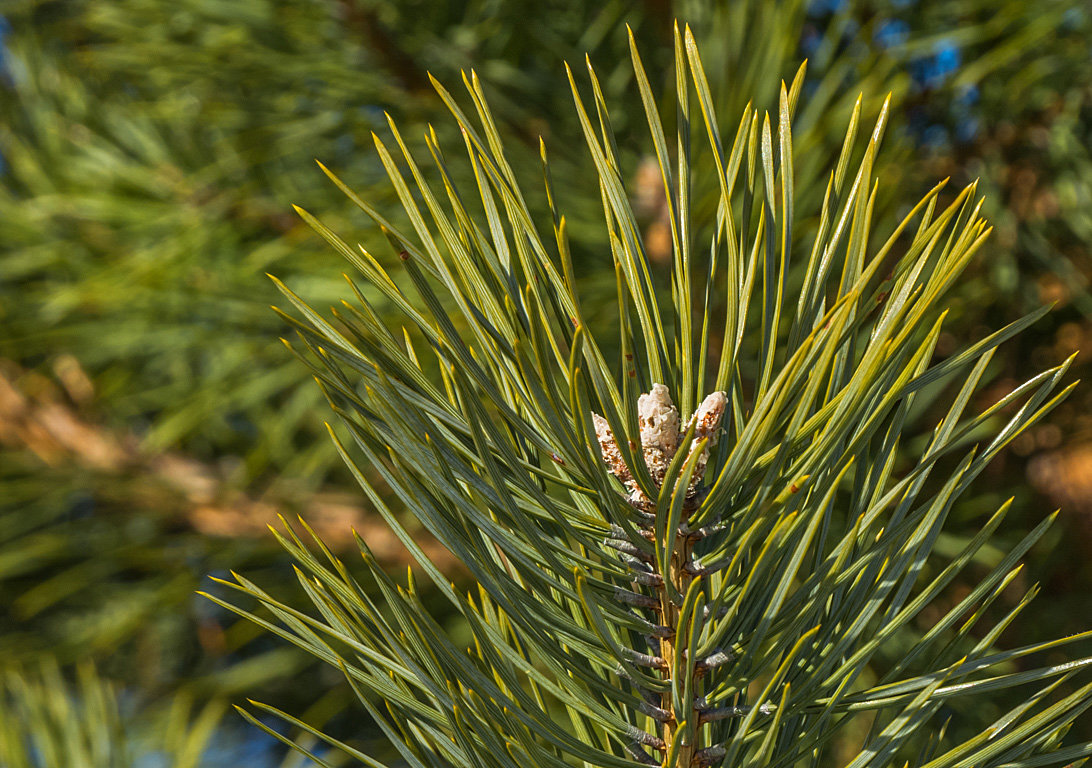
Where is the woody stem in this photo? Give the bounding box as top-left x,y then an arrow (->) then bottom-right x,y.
659,533 -> 697,768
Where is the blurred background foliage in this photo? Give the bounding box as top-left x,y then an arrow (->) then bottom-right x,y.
1,0 -> 1091,761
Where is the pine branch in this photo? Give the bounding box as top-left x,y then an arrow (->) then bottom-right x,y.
212,24 -> 1092,768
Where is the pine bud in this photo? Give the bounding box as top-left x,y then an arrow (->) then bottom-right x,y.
637,383 -> 679,482
683,390 -> 727,493
592,413 -> 632,485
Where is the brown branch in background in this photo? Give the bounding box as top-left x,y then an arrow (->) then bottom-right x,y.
337,0 -> 430,94
633,156 -> 674,266
0,356 -> 454,568
1029,444 -> 1092,545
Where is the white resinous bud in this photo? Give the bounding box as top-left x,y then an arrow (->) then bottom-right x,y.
592,412 -> 632,485
683,390 -> 727,493
637,383 -> 680,483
